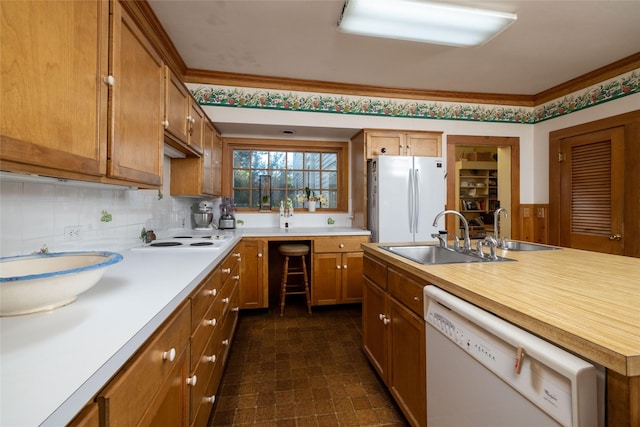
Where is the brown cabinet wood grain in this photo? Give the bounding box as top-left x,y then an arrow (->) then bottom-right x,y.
362,253 -> 427,427
238,238 -> 267,309
312,236 -> 368,305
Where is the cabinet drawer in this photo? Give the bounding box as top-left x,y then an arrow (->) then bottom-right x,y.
191,268 -> 221,331
388,267 -> 425,316
189,337 -> 217,424
190,301 -> 221,368
220,247 -> 241,282
314,236 -> 368,253
98,302 -> 190,426
363,254 -> 388,289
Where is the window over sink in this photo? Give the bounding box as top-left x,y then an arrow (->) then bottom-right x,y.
223,138 -> 348,211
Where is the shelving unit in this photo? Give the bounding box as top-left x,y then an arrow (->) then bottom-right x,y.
455,160 -> 499,238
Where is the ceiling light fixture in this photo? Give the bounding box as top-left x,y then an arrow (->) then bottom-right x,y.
337,0 -> 517,47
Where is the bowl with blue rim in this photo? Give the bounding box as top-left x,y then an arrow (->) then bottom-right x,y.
0,251 -> 123,316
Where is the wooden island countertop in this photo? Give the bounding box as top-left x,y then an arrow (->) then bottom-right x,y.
361,242 -> 640,377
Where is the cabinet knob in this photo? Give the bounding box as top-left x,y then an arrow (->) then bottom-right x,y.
162,348 -> 176,362
205,288 -> 217,297
203,318 -> 217,327
232,306 -> 240,312
609,233 -> 622,241
380,147 -> 387,154
382,317 -> 390,325
203,354 -> 216,364
162,119 -> 169,129
186,375 -> 197,386
232,275 -> 240,281
413,296 -> 419,302
222,297 -> 230,304
336,265 -> 341,269
339,243 -> 345,248
222,268 -> 231,274
103,75 -> 115,86
257,253 -> 263,258
343,265 -> 347,269
203,395 -> 216,404
222,339 -> 229,346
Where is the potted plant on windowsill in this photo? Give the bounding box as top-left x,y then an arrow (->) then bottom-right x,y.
297,187 -> 327,212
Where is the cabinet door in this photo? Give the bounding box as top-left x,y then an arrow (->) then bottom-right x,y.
388,296 -> 426,427
405,132 -> 441,157
312,252 -> 341,305
138,348 -> 190,427
341,252 -> 364,303
188,99 -> 204,156
362,277 -> 388,383
0,0 -> 108,177
109,0 -> 164,187
239,239 -> 265,309
212,131 -> 223,196
201,122 -> 215,196
164,66 -> 190,146
366,132 -> 403,159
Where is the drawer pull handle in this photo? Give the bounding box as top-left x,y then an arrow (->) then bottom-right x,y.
222,297 -> 230,304
203,354 -> 217,364
337,265 -> 341,270
162,120 -> 169,129
343,265 -> 347,269
187,375 -> 197,386
162,348 -> 176,362
232,306 -> 239,312
222,268 -> 231,274
382,317 -> 390,325
413,296 -> 419,302
203,318 -> 217,327
233,253 -> 241,258
232,275 -> 240,280
203,395 -> 216,404
339,243 -> 345,248
205,288 -> 217,297
257,253 -> 263,258
222,339 -> 229,346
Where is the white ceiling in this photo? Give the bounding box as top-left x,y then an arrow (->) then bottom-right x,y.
147,0 -> 640,138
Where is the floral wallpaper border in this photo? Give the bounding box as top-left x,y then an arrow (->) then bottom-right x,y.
190,69 -> 639,125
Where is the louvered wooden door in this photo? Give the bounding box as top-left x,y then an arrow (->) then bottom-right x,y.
559,127 -> 625,254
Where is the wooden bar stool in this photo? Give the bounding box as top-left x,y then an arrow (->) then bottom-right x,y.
278,243 -> 312,316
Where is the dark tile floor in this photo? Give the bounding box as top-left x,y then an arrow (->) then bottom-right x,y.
210,297 -> 408,426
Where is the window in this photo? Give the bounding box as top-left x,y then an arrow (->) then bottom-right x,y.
224,139 -> 348,211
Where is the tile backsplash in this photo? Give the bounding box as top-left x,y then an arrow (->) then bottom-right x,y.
0,158 -> 354,257
0,157 -> 194,257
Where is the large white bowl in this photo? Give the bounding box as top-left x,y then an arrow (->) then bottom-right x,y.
0,251 -> 123,316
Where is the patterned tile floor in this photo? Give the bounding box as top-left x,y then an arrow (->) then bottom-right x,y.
210,298 -> 408,426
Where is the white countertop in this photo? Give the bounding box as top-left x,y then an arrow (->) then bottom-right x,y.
0,227 -> 368,426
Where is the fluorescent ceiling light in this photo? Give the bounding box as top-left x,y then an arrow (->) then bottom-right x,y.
337,0 -> 517,47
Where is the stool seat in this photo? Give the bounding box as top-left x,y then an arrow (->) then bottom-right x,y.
278,243 -> 311,316
278,244 -> 309,257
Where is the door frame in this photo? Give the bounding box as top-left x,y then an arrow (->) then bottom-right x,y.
548,110 -> 640,257
446,136 -> 521,240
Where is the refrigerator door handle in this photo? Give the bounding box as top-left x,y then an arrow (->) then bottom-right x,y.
408,168 -> 414,233
414,168 -> 421,233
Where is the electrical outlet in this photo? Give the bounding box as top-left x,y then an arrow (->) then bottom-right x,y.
64,226 -> 82,240
523,207 -> 531,218
536,207 -> 545,218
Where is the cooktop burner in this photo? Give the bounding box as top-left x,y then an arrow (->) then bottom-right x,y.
149,242 -> 183,247
190,242 -> 214,247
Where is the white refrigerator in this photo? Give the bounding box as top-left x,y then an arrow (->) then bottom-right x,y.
368,156 -> 445,243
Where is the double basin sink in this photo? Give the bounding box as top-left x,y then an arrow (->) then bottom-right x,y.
380,240 -> 558,265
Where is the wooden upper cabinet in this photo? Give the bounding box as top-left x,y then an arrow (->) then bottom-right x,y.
170,122 -> 221,197
108,0 -> 164,187
364,130 -> 442,159
188,99 -> 205,156
0,0 -> 109,176
164,66 -> 190,148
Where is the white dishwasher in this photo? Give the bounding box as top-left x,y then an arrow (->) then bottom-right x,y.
423,286 -> 603,427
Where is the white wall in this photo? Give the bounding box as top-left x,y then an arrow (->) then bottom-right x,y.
0,158 -> 195,257
531,92 -> 640,203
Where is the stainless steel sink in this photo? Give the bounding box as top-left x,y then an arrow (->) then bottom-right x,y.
501,241 -> 560,251
379,245 -> 513,265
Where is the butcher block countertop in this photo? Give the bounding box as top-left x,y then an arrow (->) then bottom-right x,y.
362,242 -> 640,377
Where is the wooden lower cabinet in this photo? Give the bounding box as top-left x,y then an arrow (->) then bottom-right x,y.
67,402 -> 100,427
97,302 -> 191,426
238,238 -> 267,309
312,236 -> 368,305
362,254 -> 427,427
92,246 -> 241,427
